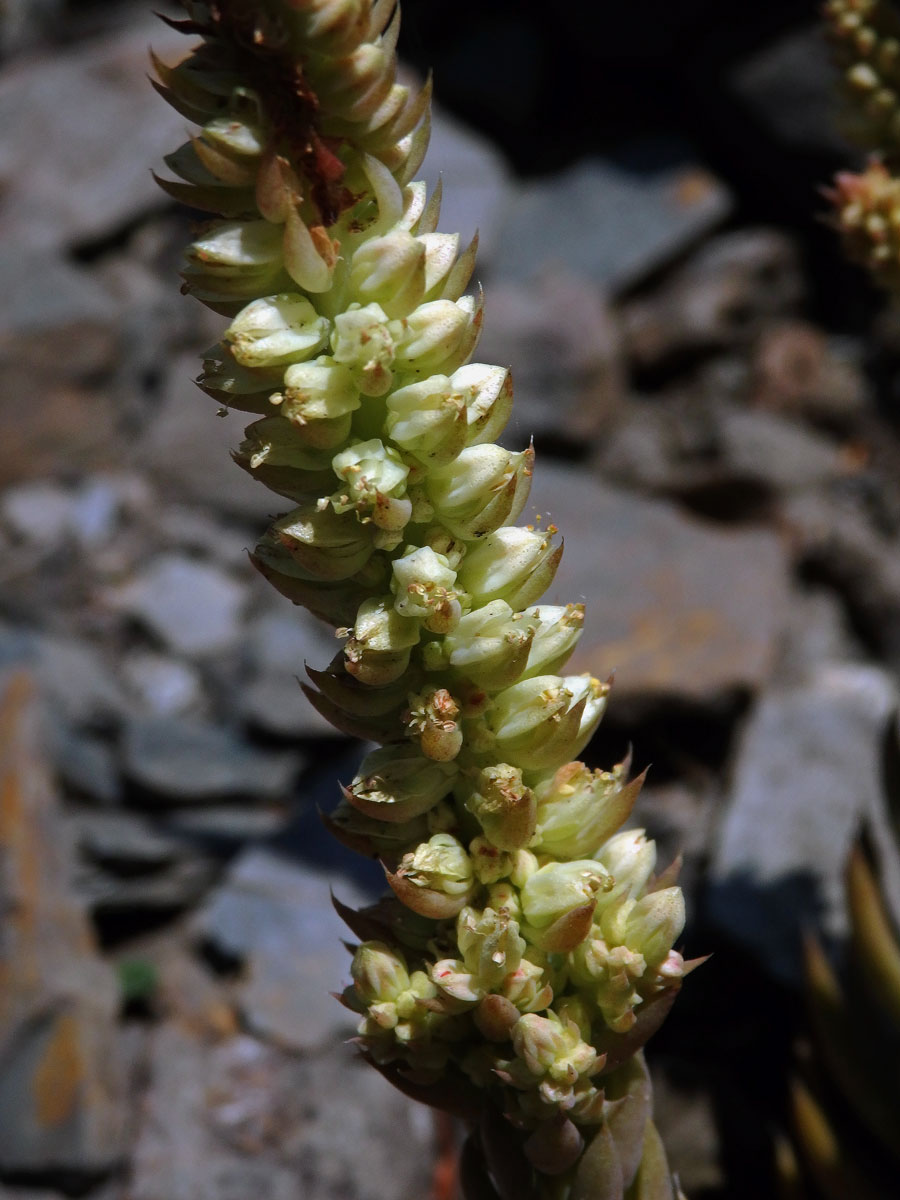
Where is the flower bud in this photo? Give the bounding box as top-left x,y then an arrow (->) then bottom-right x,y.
330,438 -> 412,546
419,232 -> 460,297
457,904 -> 526,991
521,860 -> 611,934
521,603 -> 585,678
405,687 -> 464,761
487,675 -> 604,773
332,302 -> 396,395
426,444 -> 533,540
532,759 -> 642,860
624,887 -> 685,969
351,940 -> 411,1006
344,595 -> 420,686
568,937 -> 646,1033
388,832 -> 474,917
465,764 -> 536,851
440,601 -> 535,691
390,546 -> 462,633
595,829 -> 657,902
348,230 -> 426,316
384,374 -> 468,467
265,501 -> 375,581
511,1013 -> 601,1086
345,744 -> 458,822
468,836 -> 516,885
183,219 -> 286,302
450,363 -> 514,447
273,356 -> 360,448
393,298 -> 476,376
456,526 -> 562,610
224,294 -> 329,368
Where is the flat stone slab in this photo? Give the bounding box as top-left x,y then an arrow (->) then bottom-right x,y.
130,1026 -> 434,1200
492,151 -> 731,292
195,850 -> 367,1051
528,464 -> 790,703
709,664 -> 900,983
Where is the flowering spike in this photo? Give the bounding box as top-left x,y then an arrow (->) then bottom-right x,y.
154,2 -> 691,1188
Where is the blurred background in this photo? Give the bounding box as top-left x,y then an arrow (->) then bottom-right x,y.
2,0 -> 900,1197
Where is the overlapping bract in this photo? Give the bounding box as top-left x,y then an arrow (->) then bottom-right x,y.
156,3 -> 690,1194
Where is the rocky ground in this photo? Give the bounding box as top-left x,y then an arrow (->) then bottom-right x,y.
2,3 -> 900,1198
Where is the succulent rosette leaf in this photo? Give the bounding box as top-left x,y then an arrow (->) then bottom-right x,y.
155,2 -> 692,1194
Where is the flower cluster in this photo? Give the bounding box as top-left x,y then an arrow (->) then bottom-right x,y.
824,0 -> 900,291
156,1 -> 692,1191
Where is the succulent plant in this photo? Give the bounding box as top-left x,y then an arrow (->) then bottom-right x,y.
784,712 -> 900,1199
153,3 -> 696,1194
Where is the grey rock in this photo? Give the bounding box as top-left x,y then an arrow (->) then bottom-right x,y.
0,628 -> 130,730
774,586 -> 862,686
246,608 -> 337,677
1,477 -> 124,552
241,673 -> 338,740
154,506 -> 256,572
709,664 -> 898,982
714,405 -> 845,492
784,491 -> 900,668
596,397 -> 845,500
493,150 -> 731,292
0,19 -> 188,248
1,482 -> 79,549
138,353 -> 284,522
129,1027 -> 433,1200
420,101 -> 512,266
68,809 -> 186,870
750,322 -> 869,424
120,651 -> 205,718
0,0 -> 63,57
0,250 -> 118,373
106,554 -> 248,658
122,717 -> 301,805
476,271 -> 626,449
196,850 -> 366,1051
0,675 -> 127,1175
623,228 -> 804,369
163,806 -> 286,848
730,24 -> 848,158
74,858 -> 218,917
46,721 -> 119,805
528,463 -> 791,704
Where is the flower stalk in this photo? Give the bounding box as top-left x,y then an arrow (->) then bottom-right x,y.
154,3 -> 693,1194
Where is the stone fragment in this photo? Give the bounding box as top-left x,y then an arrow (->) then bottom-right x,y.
750,321 -> 869,424
45,721 -> 119,805
106,554 -> 247,658
784,492 -> 900,668
241,673 -> 338,740
0,674 -> 127,1175
708,664 -> 897,983
596,397 -> 847,503
492,151 -> 731,292
528,464 -> 790,703
163,806 -> 286,849
68,810 -> 186,870
120,651 -> 205,718
75,859 -> 218,919
246,609 -> 337,677
0,627 -> 130,730
0,19 -> 188,248
195,850 -> 366,1051
129,1027 -> 434,1200
475,271 -> 626,450
622,229 -> 804,369
420,99 -> 512,264
138,353 -> 283,522
122,717 -> 301,805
